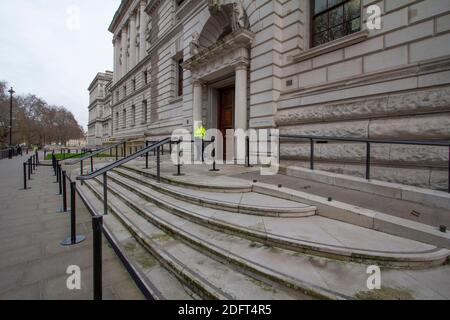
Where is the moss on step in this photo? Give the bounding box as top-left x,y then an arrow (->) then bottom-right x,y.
355,287 -> 414,300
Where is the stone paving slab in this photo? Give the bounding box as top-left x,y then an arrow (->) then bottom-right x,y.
0,153 -> 144,300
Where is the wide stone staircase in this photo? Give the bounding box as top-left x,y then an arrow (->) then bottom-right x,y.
74,161 -> 450,300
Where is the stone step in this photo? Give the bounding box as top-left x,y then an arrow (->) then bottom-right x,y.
84,179 -> 309,300
113,167 -> 316,218
78,183 -> 197,300
103,170 -> 450,268
122,164 -> 253,193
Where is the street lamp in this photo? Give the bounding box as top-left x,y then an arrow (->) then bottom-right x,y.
8,87 -> 15,158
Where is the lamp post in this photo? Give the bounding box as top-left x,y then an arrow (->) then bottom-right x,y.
8,87 -> 15,158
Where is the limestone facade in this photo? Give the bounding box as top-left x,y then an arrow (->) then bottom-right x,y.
87,71 -> 113,147
90,0 -> 450,190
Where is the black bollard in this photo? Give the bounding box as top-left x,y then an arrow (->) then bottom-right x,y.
61,182 -> 86,246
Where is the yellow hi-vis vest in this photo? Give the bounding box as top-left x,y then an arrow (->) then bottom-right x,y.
194,126 -> 206,139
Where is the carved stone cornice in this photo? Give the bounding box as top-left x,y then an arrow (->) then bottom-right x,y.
145,0 -> 161,15
182,29 -> 254,71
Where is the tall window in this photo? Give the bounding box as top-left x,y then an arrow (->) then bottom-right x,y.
132,79 -> 136,92
123,85 -> 127,98
311,0 -> 361,47
143,70 -> 148,85
131,105 -> 136,126
122,109 -> 127,128
115,112 -> 119,130
177,59 -> 184,97
142,100 -> 148,123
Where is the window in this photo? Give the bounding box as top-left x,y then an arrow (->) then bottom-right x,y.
311,0 -> 361,47
122,109 -> 127,128
131,105 -> 136,126
123,85 -> 127,98
177,58 -> 184,97
116,91 -> 119,102
115,112 -> 119,130
132,79 -> 136,92
143,70 -> 148,85
142,100 -> 148,123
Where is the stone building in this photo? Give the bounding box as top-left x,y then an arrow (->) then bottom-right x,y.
92,0 -> 450,190
87,71 -> 113,147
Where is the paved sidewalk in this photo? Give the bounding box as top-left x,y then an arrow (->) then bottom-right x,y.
0,153 -> 143,300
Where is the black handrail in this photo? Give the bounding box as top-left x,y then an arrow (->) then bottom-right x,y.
65,140 -> 125,165
77,137 -> 171,181
277,134 -> 450,193
279,134 -> 450,147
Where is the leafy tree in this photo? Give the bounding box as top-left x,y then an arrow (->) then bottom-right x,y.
0,81 -> 85,148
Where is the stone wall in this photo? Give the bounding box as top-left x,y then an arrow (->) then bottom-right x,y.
275,0 -> 450,190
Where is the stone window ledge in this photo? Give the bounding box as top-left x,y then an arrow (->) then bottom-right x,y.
293,30 -> 369,63
169,96 -> 183,104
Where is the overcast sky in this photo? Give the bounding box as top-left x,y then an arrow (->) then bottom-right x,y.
0,0 -> 121,129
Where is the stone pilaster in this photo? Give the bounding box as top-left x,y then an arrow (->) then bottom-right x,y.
121,26 -> 128,76
192,80 -> 204,132
129,15 -> 137,69
235,63 -> 248,131
139,1 -> 147,62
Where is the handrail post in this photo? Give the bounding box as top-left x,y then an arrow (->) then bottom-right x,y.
80,160 -> 84,186
209,137 -> 219,172
310,139 -> 314,170
92,215 -> 103,300
115,145 -> 118,161
246,136 -> 250,167
156,146 -> 161,183
366,142 -> 371,180
123,141 -> 126,157
90,156 -> 94,173
103,172 -> 108,215
61,182 -> 86,246
145,141 -> 149,169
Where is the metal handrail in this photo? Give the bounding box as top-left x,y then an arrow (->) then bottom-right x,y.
65,140 -> 125,165
278,134 -> 450,147
77,137 -> 171,181
277,134 -> 450,193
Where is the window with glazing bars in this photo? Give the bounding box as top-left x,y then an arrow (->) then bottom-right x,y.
311,0 -> 361,47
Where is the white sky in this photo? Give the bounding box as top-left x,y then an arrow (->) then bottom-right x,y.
0,0 -> 121,129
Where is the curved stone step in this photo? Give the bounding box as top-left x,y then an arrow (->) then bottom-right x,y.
84,180 -> 310,300
77,184 -> 197,300
103,171 -> 450,268
113,167 -> 316,218
122,164 -> 253,193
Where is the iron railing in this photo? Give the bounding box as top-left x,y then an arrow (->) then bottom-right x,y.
47,153 -> 155,300
278,134 -> 450,193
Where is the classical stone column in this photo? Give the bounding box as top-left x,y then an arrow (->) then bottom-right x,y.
121,27 -> 128,76
234,63 -> 248,131
192,80 -> 203,132
139,1 -> 147,61
129,15 -> 137,69
113,36 -> 119,82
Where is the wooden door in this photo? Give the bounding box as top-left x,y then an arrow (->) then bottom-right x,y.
218,87 -> 234,160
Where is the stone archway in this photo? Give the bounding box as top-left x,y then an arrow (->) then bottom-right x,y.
183,1 -> 254,134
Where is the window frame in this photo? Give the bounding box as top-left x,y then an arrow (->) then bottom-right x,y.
142,100 -> 148,124
310,0 -> 362,48
177,58 -> 184,97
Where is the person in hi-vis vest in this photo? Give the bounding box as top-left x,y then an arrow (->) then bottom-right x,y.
194,123 -> 206,162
